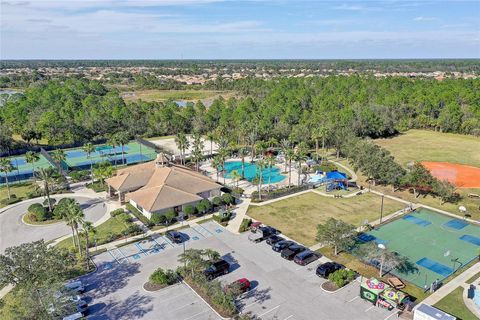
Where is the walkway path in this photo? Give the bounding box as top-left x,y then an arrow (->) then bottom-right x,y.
226,198 -> 251,234
421,262 -> 480,307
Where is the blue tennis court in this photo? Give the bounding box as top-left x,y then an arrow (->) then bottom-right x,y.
416,257 -> 453,277
402,214 -> 432,227
460,234 -> 480,246
444,219 -> 469,230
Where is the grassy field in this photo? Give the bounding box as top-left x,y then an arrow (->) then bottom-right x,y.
122,89 -> 234,102
434,287 -> 478,320
0,182 -> 36,208
247,192 -> 405,246
375,129 -> 480,167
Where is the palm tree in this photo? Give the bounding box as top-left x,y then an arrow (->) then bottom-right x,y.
62,200 -> 85,254
265,154 -> 276,189
238,147 -> 249,179
51,149 -> 66,168
255,141 -> 267,160
115,132 -> 130,166
311,128 -> 322,161
280,139 -> 291,172
107,135 -> 119,167
206,132 -> 215,156
231,170 -> 241,188
174,133 -> 189,165
212,156 -> 222,182
92,162 -> 114,187
295,144 -> 308,186
82,142 -> 95,178
248,131 -> 257,159
256,159 -> 265,201
35,167 -> 57,212
82,221 -> 96,268
285,148 -> 295,188
318,126 -> 329,162
192,133 -> 204,171
0,158 -> 15,199
218,147 -> 229,185
25,151 -> 40,178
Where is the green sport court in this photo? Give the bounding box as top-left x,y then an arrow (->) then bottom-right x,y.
0,154 -> 53,184
60,141 -> 157,171
356,208 -> 480,288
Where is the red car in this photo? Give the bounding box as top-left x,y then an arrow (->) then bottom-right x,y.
250,222 -> 262,232
225,278 -> 251,294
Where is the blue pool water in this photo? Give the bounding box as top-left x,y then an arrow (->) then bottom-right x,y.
224,161 -> 285,184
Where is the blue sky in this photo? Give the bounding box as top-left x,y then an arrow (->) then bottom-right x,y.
1,0 -> 479,59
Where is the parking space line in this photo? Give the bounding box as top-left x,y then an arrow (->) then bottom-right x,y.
135,243 -> 148,256
189,225 -> 206,239
364,306 -> 375,312
107,249 -> 120,263
384,311 -> 400,320
171,302 -> 196,312
347,296 -> 359,303
183,309 -> 208,320
294,266 -> 303,271
240,301 -> 258,310
283,315 -> 294,320
258,305 -> 280,318
195,223 -> 214,236
154,235 -> 174,248
162,291 -> 192,302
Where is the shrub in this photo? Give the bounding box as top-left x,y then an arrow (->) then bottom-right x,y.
151,213 -> 167,225
28,203 -> 49,221
110,208 -> 125,217
69,170 -> 89,182
231,187 -> 244,197
312,162 -> 338,173
212,196 -> 223,207
328,269 -> 356,288
43,198 -> 56,209
126,203 -> 154,227
200,199 -> 212,212
239,218 -> 252,233
126,224 -> 143,236
149,268 -> 178,285
196,202 -> 206,215
221,193 -> 234,205
53,198 -> 76,219
164,209 -> 177,224
183,205 -> 196,217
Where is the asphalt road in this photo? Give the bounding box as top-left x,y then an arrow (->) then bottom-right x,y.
80,221 -> 395,320
0,195 -> 106,253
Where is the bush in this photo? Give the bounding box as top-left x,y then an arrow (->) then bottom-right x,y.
149,268 -> 178,285
53,198 -> 76,219
151,213 -> 167,225
42,198 -> 56,209
311,162 -> 338,173
213,210 -> 232,224
126,203 -> 154,227
196,199 -> 212,215
239,218 -> 252,233
110,208 -> 125,217
328,269 -> 356,288
231,187 -> 244,197
164,209 -> 177,224
212,197 -> 223,207
221,193 -> 234,205
126,224 -> 143,236
69,170 -> 89,182
183,205 -> 196,217
28,203 -> 49,221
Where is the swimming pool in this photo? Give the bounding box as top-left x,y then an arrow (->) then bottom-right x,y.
224,161 -> 285,184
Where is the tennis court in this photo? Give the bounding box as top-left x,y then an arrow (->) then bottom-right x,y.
61,141 -> 157,170
0,154 -> 53,184
356,208 -> 480,288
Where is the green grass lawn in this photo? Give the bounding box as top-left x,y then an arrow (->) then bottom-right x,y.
122,89 -> 233,102
375,129 -> 480,167
56,213 -> 136,250
247,191 -> 405,246
434,287 -> 478,320
0,182 -> 36,209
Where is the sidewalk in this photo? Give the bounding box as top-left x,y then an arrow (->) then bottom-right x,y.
421,262 -> 480,306
226,199 -> 251,234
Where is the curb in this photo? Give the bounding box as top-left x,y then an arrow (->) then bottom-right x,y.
181,280 -> 231,320
21,212 -> 63,227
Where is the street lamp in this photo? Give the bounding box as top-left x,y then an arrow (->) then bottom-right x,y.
379,194 -> 385,224
378,243 -> 386,277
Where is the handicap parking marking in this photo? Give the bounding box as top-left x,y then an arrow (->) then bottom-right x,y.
132,254 -> 141,260
215,228 -> 223,233
104,262 -> 113,270
192,236 -> 199,240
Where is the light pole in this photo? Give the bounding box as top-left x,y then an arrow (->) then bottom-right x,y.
380,194 -> 384,224
378,243 -> 386,277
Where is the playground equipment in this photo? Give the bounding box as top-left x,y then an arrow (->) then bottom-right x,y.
308,170 -> 349,192
360,278 -> 410,311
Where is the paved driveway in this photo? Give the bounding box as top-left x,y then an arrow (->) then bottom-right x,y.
80,222 -> 395,320
0,195 -> 106,252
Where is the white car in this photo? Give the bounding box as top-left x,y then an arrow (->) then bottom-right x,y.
63,312 -> 84,320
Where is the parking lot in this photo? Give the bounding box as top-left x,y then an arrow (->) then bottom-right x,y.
80,221 -> 397,320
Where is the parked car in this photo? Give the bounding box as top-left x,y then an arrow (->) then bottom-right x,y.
281,245 -> 306,260
316,262 -> 345,278
272,240 -> 295,252
248,226 -> 277,243
204,259 -> 230,280
64,281 -> 84,294
293,250 -> 320,266
266,235 -> 284,246
250,221 -> 263,232
166,230 -> 183,243
63,312 -> 84,320
224,278 -> 251,294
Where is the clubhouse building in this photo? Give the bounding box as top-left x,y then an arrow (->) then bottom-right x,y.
105,153 -> 222,219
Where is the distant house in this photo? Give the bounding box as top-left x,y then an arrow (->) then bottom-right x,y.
105,153 -> 222,219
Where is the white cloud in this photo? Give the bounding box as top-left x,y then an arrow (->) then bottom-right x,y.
414,16 -> 438,21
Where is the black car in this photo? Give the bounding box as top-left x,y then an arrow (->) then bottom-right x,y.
281,245 -> 306,260
272,240 -> 295,252
293,250 -> 320,266
204,259 -> 230,280
316,262 -> 345,278
266,235 -> 284,246
166,231 -> 183,244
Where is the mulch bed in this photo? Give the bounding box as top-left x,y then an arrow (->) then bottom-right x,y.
321,281 -> 340,292
184,277 -> 235,318
143,281 -> 169,292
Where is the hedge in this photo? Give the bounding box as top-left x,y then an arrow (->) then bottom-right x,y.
110,208 -> 125,217
126,203 -> 154,227
238,218 -> 252,233
28,203 -> 49,221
